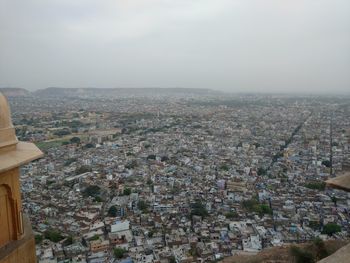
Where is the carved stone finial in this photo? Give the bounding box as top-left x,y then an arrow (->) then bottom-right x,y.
0,93 -> 17,149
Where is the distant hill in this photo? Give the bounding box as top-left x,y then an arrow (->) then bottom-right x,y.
34,87 -> 222,98
0,88 -> 31,97
0,87 -> 223,99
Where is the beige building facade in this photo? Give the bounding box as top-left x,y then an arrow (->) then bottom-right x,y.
0,93 -> 43,263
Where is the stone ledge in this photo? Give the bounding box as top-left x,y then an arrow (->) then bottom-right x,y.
318,242 -> 350,263
0,215 -> 36,262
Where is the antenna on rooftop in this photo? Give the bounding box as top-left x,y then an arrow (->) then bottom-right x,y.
268,197 -> 276,231
330,112 -> 333,177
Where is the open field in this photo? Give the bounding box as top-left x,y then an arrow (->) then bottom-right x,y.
35,134 -> 88,151
35,139 -> 69,150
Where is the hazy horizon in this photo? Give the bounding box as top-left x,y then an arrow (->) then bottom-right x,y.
1,0 -> 349,93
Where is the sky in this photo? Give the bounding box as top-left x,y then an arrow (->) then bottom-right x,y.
0,0 -> 349,93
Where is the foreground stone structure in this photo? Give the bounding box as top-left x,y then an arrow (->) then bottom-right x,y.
318,172 -> 350,263
0,93 -> 43,263
326,171 -> 350,192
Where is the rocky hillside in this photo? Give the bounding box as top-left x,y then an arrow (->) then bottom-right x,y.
221,240 -> 348,263
33,87 -> 221,98
0,88 -> 31,97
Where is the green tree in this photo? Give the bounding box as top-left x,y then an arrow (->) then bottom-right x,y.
331,196 -> 337,207
83,185 -> 100,197
108,206 -> 118,217
257,167 -> 267,176
313,237 -> 329,260
123,188 -> 131,196
91,234 -> 100,241
242,199 -> 272,216
94,196 -> 103,202
54,129 -> 71,136
220,163 -> 229,171
191,201 -> 208,218
290,246 -> 315,263
138,200 -> 149,212
85,143 -> 94,148
70,136 -> 81,144
147,154 -> 156,160
147,178 -> 153,185
258,204 -> 273,216
169,256 -> 176,263
148,230 -> 155,238
44,229 -> 64,243
225,211 -> 238,219
322,223 -> 341,236
35,234 -> 43,244
161,156 -> 169,162
113,247 -> 127,259
322,160 -> 331,168
304,181 -> 326,191
242,198 -> 259,210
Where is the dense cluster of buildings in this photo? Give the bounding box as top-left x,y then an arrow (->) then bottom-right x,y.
6,94 -> 350,263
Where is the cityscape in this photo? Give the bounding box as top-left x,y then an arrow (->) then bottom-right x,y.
1,1 -> 349,262
2,88 -> 349,262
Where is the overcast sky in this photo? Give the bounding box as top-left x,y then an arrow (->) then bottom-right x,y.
0,0 -> 349,93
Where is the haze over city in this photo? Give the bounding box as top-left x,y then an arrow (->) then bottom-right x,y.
1,0 -> 350,93
1,1 -> 350,263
